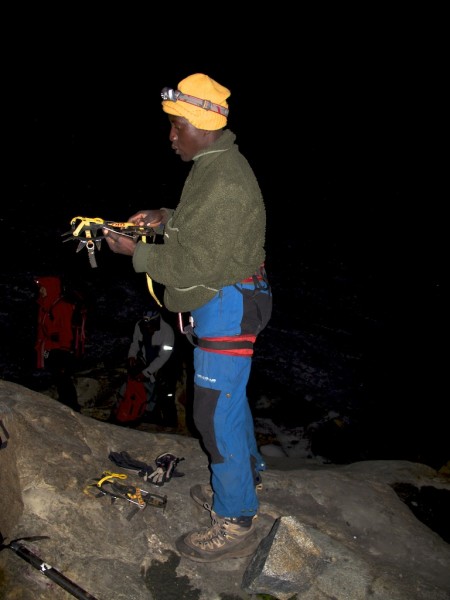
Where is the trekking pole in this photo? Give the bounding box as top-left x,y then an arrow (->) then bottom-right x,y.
0,535 -> 100,600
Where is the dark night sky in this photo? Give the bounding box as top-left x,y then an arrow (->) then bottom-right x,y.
9,25 -> 442,228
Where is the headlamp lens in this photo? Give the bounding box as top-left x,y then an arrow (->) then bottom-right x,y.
161,87 -> 181,102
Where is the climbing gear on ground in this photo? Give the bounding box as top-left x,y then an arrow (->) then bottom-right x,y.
175,514 -> 259,562
95,470 -> 128,487
108,451 -> 185,486
83,471 -> 167,520
147,453 -> 185,486
108,451 -> 155,479
0,533 -> 99,599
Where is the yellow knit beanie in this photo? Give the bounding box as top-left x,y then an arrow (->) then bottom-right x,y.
162,73 -> 230,130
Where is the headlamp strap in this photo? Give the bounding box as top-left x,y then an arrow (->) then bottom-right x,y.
161,87 -> 229,117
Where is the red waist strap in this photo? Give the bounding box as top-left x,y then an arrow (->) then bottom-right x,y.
198,334 -> 256,356
241,263 -> 266,284
241,274 -> 264,283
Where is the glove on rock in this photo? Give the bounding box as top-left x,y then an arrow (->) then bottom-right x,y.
146,453 -> 185,486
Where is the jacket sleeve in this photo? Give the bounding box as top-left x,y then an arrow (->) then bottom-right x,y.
128,323 -> 142,359
141,321 -> 175,378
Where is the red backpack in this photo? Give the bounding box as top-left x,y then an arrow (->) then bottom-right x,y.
49,290 -> 87,358
114,378 -> 148,423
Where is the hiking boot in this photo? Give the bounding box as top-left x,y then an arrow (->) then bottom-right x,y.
175,514 -> 259,562
190,474 -> 263,511
190,483 -> 214,509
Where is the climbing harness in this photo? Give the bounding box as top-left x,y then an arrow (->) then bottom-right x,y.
83,470 -> 167,520
62,216 -> 163,306
0,533 -> 99,599
179,310 -> 255,355
178,265 -> 272,356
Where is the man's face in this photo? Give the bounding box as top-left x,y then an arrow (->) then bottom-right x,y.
167,115 -> 211,162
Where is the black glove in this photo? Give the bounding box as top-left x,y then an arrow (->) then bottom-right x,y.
146,453 -> 185,486
108,451 -> 154,478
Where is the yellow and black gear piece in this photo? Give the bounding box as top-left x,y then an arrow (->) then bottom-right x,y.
62,216 -> 163,307
83,471 -> 167,520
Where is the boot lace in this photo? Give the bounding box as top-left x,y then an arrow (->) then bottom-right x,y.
193,514 -> 245,549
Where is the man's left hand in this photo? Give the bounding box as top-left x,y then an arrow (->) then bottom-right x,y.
103,230 -> 137,256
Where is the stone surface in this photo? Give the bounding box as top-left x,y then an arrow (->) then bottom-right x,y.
0,379 -> 449,600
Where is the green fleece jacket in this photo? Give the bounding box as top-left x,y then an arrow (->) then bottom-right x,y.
132,129 -> 267,313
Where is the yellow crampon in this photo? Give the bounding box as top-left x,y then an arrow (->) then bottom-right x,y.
83,470 -> 167,519
62,216 -> 163,307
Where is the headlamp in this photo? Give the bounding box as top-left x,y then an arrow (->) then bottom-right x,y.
161,87 -> 181,102
160,87 -> 229,117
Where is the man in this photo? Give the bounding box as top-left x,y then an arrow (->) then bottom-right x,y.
127,309 -> 176,425
34,276 -> 80,412
103,73 -> 272,562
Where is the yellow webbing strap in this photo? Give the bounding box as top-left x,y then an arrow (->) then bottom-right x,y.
70,216 -> 105,237
142,234 -> 163,308
96,471 -> 128,488
146,275 -> 163,308
83,471 -> 128,498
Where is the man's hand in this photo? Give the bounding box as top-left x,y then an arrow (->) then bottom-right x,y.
128,209 -> 169,228
102,230 -> 137,256
103,208 -> 170,254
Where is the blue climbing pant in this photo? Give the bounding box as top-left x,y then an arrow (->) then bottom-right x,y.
191,280 -> 272,518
